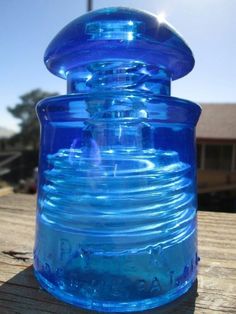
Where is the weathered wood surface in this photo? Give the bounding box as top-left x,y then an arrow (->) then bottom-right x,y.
0,193 -> 235,314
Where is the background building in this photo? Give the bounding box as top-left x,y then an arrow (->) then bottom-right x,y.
197,103 -> 236,211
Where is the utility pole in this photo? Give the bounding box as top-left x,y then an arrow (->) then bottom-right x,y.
87,0 -> 93,11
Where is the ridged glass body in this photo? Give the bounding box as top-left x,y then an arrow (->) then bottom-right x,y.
34,91 -> 201,312
34,7 -> 201,312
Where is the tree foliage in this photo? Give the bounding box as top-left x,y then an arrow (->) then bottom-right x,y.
8,89 -> 58,149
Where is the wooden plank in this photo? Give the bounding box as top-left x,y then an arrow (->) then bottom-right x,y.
198,183 -> 236,194
0,193 -> 236,313
0,187 -> 13,197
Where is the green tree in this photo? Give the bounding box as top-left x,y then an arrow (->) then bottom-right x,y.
8,89 -> 58,150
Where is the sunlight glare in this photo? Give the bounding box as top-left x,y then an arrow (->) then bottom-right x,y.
157,12 -> 167,23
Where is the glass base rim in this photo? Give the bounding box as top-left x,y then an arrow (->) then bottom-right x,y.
34,268 -> 197,312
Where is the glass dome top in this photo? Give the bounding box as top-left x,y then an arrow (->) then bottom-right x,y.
44,7 -> 194,81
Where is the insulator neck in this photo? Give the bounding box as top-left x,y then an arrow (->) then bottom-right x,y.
67,60 -> 171,96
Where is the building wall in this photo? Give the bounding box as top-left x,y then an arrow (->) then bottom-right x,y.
197,140 -> 236,193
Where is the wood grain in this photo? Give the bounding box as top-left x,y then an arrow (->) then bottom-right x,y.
0,193 -> 235,313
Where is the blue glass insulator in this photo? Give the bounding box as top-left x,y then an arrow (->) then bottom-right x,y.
34,7 -> 201,312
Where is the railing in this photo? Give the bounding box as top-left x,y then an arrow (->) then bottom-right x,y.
0,152 -> 22,176
198,169 -> 236,193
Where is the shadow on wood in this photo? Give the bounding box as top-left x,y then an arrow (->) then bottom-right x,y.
0,265 -> 198,313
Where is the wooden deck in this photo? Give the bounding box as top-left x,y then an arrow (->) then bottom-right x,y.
0,193 -> 235,313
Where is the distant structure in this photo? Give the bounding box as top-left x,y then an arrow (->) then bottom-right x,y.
197,103 -> 236,194
87,0 -> 93,12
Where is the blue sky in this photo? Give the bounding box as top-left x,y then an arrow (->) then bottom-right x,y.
0,0 -> 235,131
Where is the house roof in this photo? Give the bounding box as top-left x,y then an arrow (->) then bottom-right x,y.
196,103 -> 236,140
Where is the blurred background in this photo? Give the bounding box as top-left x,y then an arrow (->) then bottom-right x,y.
0,0 -> 235,212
